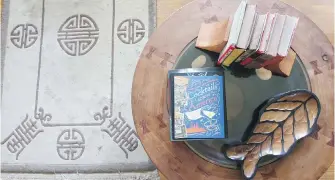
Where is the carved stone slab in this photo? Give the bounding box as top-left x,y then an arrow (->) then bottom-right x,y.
1,0 -> 156,173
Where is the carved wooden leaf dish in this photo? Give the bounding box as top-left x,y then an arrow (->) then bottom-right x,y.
225,90 -> 321,179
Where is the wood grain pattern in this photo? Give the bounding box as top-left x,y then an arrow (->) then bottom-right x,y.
141,0 -> 334,179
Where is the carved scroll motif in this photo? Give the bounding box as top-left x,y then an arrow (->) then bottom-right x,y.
1,114 -> 44,160
101,112 -> 139,158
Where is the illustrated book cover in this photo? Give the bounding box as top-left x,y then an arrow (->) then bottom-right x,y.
168,68 -> 227,141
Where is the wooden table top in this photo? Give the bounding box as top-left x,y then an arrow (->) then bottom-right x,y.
135,0 -> 334,179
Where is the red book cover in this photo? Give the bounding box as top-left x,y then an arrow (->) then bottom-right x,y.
240,57 -> 253,65
262,17 -> 299,67
241,50 -> 263,67
240,14 -> 274,66
217,45 -> 235,65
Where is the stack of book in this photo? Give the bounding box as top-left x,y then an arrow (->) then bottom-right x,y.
217,0 -> 299,69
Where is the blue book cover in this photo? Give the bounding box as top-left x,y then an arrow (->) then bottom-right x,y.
170,68 -> 226,140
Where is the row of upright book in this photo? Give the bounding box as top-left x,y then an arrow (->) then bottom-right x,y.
217,0 -> 299,69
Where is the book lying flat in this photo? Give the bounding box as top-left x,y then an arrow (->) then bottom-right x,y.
217,0 -> 247,66
168,68 -> 227,141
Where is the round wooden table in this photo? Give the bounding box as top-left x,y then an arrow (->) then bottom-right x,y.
132,0 -> 334,179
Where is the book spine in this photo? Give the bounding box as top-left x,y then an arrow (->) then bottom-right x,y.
236,49 -> 255,63
243,50 -> 263,68
249,54 -> 273,68
217,45 -> 235,65
261,55 -> 284,67
256,54 -> 273,63
245,55 -> 273,69
240,57 -> 253,65
221,48 -> 245,67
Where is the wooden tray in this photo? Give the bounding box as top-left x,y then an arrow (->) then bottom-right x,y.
132,0 -> 334,179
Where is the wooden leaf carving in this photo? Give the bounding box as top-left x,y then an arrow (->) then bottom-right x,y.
225,90 -> 321,179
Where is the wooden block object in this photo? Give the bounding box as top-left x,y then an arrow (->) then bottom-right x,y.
195,17 -> 231,53
265,49 -> 296,77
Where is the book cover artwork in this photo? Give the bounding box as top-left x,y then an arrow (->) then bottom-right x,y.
173,75 -> 225,139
